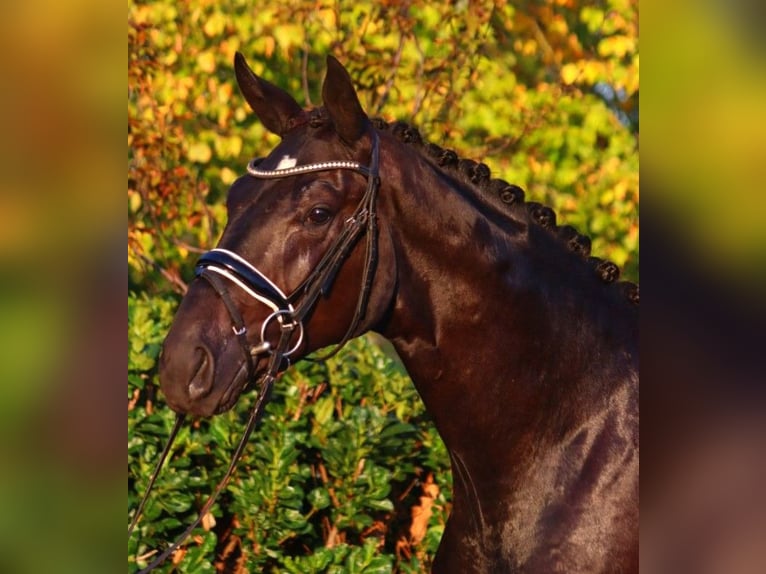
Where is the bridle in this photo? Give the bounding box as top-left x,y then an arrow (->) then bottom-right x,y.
129,131 -> 381,572
196,129 -> 381,374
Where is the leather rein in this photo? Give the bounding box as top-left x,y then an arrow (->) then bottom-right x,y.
129,132 -> 381,572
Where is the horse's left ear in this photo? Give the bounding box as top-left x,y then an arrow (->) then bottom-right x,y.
234,52 -> 303,137
322,55 -> 369,145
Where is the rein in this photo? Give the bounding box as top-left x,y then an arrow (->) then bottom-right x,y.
129,131 -> 381,571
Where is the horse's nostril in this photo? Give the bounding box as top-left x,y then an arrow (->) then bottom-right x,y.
188,346 -> 214,401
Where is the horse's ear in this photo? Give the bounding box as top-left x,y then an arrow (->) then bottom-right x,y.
234,52 -> 303,137
322,55 -> 369,145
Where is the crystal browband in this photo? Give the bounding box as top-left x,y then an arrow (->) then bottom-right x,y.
247,158 -> 370,179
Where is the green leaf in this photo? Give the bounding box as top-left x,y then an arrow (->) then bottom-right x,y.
308,487 -> 331,510
313,395 -> 335,425
365,498 -> 394,512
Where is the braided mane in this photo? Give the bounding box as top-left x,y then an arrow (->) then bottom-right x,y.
307,108 -> 637,304
370,117 -> 639,305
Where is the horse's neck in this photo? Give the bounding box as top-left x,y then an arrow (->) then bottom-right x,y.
374,135 -> 638,572
379,141 -> 638,476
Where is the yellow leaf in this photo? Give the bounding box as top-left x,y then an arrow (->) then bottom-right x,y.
560,63 -> 580,85
219,38 -> 240,63
197,51 -> 216,73
549,15 -> 569,36
214,135 -> 242,159
162,51 -> 177,66
522,38 -> 537,56
203,13 -> 225,38
187,142 -> 212,163
220,167 -> 237,185
229,136 -> 242,157
264,36 -> 275,58
128,190 -> 142,213
598,35 -> 636,58
583,60 -> 605,83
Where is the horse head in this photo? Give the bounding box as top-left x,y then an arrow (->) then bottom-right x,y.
159,54 -> 396,417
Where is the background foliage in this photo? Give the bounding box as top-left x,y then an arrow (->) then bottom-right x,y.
128,0 -> 638,571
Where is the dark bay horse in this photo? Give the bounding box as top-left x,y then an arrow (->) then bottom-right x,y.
159,53 -> 638,573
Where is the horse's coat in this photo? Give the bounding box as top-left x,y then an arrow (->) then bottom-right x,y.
159,54 -> 638,573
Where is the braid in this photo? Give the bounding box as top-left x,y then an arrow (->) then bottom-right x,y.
391,121 -> 422,145
438,148 -> 459,168
556,225 -> 592,258
526,202 -> 556,229
458,159 -> 491,186
369,117 -> 637,302
617,282 -> 639,305
588,258 -> 620,283
487,178 -> 525,205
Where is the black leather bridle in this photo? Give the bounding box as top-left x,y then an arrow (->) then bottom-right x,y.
130,132 -> 381,573
196,129 -> 381,376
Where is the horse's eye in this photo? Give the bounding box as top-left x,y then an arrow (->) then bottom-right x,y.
307,205 -> 333,225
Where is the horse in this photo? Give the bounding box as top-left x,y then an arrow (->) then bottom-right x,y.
158,53 -> 639,573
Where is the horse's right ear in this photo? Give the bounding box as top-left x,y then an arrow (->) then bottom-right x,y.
322,55 -> 368,145
234,52 -> 303,137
